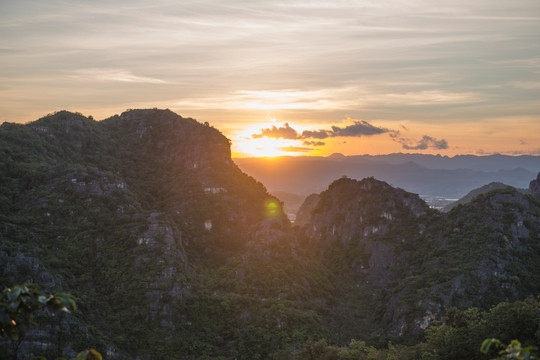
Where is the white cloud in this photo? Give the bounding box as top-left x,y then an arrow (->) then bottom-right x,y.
71,69 -> 170,84
173,87 -> 483,113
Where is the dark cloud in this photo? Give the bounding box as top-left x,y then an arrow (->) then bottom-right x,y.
252,119 -> 389,141
278,146 -> 313,152
331,120 -> 389,137
252,123 -> 299,139
399,135 -> 448,150
300,129 -> 331,139
303,140 -> 325,146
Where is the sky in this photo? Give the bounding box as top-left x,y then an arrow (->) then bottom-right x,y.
1,0 -> 539,157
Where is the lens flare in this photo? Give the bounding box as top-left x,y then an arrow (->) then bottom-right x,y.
265,199 -> 281,218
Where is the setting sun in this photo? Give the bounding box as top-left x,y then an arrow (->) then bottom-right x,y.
234,136 -> 294,157
230,120 -> 330,157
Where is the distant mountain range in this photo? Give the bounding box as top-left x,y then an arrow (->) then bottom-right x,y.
234,154 -> 540,211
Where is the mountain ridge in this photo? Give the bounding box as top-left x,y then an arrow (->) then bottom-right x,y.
1,109 -> 539,359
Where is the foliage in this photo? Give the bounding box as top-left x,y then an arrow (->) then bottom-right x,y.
481,339 -> 538,360
73,349 -> 103,360
0,284 -> 76,340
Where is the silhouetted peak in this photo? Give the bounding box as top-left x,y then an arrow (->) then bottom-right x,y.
327,152 -> 346,159
33,110 -> 95,130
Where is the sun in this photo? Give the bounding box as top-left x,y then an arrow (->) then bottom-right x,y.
229,121 -> 297,157
229,119 -> 327,158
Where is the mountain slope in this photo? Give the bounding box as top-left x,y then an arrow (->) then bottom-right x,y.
1,110 -> 540,359
441,182 -> 514,212
295,176 -> 540,339
0,109 -> 293,358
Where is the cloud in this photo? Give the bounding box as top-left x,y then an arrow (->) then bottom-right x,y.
252,119 -> 389,140
3,0 -> 539,130
397,135 -> 449,150
510,81 -> 540,90
300,129 -> 331,139
72,69 -> 170,84
303,140 -> 325,146
252,123 -> 299,139
331,120 -> 389,137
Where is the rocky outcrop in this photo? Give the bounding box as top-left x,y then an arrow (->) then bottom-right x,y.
296,174 -> 540,338
529,172 -> 540,199
0,109 -> 279,359
0,252 -> 63,291
294,193 -> 320,226
303,177 -> 429,245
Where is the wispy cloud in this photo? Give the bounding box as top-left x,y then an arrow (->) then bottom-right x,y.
510,81 -> 540,90
368,91 -> 484,106
71,69 -> 170,84
1,0 -> 539,155
173,88 -> 484,113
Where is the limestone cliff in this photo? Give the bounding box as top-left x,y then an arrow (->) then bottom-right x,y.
529,171 -> 540,199
296,175 -> 540,338
0,109 -> 283,359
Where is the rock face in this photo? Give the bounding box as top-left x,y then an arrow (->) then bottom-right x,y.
296,175 -> 540,338
294,193 -> 320,226
530,172 -> 540,199
0,109 -> 283,359
304,177 -> 429,245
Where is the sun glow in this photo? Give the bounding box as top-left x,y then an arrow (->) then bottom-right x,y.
231,120 -> 314,158
234,137 -> 296,157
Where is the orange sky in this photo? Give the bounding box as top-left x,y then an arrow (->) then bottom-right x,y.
1,1 -> 539,157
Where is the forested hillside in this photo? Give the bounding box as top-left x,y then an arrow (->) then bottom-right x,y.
1,109 -> 539,359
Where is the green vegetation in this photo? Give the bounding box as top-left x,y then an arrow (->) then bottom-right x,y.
481,339 -> 538,360
0,284 -> 103,360
1,110 -> 540,359
287,298 -> 540,359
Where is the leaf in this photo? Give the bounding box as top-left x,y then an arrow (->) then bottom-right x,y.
54,293 -> 77,311
0,309 -> 11,324
73,349 -> 103,360
9,300 -> 21,313
38,295 -> 52,305
6,288 -> 21,302
481,338 -> 501,354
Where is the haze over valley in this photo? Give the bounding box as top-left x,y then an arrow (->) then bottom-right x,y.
235,154 -> 539,218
